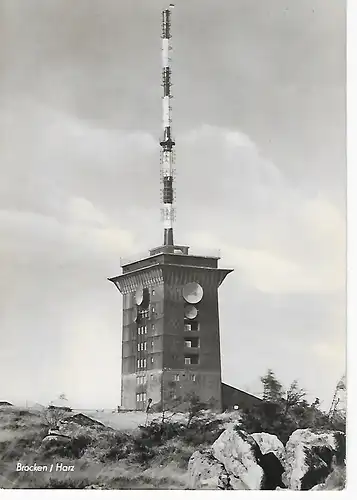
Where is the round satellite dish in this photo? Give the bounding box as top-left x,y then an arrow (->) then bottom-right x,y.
182,282 -> 203,304
135,285 -> 144,306
184,305 -> 198,319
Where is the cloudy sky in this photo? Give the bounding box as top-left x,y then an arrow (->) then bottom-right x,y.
0,0 -> 345,409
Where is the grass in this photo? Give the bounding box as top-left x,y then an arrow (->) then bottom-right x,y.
0,407 -> 202,489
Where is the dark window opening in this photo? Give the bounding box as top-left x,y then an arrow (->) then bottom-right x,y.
184,354 -> 199,365
184,319 -> 200,331
184,337 -> 199,348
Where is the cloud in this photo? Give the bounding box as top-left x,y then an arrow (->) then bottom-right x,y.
0,98 -> 345,408
181,126 -> 345,294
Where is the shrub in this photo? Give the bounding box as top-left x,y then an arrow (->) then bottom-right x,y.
237,369 -> 346,445
41,434 -> 92,459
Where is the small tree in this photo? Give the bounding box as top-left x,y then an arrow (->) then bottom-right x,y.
238,369 -> 337,444
284,380 -> 307,416
261,369 -> 284,403
42,394 -> 71,430
184,392 -> 207,428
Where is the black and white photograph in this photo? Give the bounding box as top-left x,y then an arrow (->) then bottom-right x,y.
0,0 -> 347,491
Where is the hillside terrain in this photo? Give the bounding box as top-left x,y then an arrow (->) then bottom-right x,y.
0,405 -> 230,489
0,398 -> 345,490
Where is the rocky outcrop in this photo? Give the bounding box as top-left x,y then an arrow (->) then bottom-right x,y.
251,432 -> 286,467
187,427 -> 345,491
283,429 -> 345,490
188,450 -> 245,489
42,429 -> 71,443
211,429 -> 265,489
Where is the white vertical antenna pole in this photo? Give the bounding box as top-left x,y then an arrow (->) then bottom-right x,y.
160,5 -> 175,246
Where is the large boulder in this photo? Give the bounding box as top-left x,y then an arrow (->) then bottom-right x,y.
250,433 -> 286,489
284,429 -> 345,490
188,450 -> 245,489
211,428 -> 264,489
42,429 -> 71,443
251,432 -> 286,467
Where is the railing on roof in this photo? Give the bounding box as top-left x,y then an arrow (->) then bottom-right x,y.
119,246 -> 221,267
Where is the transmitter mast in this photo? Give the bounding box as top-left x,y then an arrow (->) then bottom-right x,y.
160,5 -> 176,246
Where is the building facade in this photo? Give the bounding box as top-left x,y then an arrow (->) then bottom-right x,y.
109,244 -> 233,411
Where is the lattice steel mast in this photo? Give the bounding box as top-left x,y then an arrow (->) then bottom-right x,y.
160,5 -> 176,246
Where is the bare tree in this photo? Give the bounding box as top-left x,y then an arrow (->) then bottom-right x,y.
42,394 -> 71,430
185,392 -> 207,428
284,380 -> 307,416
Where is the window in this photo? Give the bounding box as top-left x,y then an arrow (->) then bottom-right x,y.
143,359 -> 147,369
137,344 -> 140,351
151,341 -> 154,348
151,324 -> 155,331
191,374 -> 196,382
184,337 -> 199,348
151,357 -> 154,364
185,355 -> 199,365
144,341 -> 147,350
140,343 -> 143,351
152,289 -> 155,296
138,310 -> 149,320
137,392 -> 147,403
174,374 -> 180,382
144,325 -> 147,334
137,359 -> 140,369
152,307 -> 155,313
184,319 -> 200,331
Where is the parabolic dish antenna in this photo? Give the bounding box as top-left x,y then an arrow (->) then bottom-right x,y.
182,282 -> 203,304
135,285 -> 144,306
184,305 -> 198,319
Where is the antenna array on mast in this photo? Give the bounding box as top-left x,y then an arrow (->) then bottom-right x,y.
160,5 -> 176,246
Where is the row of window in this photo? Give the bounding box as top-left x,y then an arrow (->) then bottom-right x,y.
138,325 -> 199,336
137,325 -> 148,335
137,371 -> 198,383
137,342 -> 147,351
184,338 -> 199,348
137,375 -> 146,385
138,310 -> 149,319
136,392 -> 147,402
137,355 -> 198,370
174,373 -> 196,382
137,373 -> 197,388
137,358 -> 147,369
138,340 -> 155,351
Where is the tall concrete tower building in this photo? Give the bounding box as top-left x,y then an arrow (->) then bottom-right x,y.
108,6 -> 233,411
